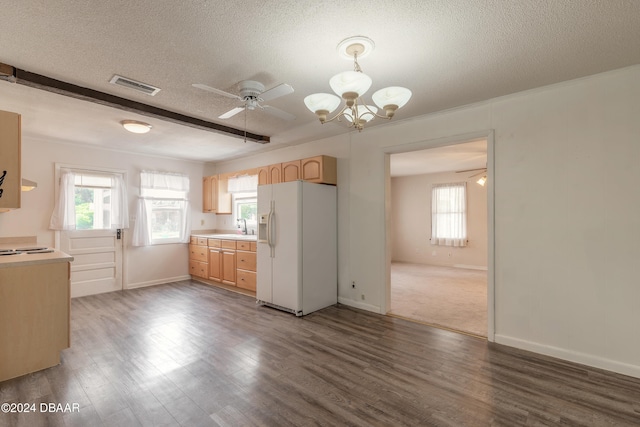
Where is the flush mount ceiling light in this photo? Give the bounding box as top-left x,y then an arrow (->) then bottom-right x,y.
304,36 -> 412,132
121,120 -> 152,134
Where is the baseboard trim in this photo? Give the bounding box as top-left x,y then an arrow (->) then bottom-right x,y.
338,297 -> 381,314
495,334 -> 640,379
126,275 -> 191,290
453,264 -> 488,271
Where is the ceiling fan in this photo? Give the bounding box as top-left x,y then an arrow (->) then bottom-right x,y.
192,80 -> 296,121
456,167 -> 488,186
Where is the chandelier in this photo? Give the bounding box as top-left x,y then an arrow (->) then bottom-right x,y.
304,36 -> 412,132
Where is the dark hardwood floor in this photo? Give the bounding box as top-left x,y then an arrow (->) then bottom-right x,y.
1,280 -> 639,426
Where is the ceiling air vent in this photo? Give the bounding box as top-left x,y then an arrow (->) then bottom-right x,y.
109,75 -> 161,96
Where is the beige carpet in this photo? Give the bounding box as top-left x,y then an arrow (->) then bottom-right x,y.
389,262 -> 487,337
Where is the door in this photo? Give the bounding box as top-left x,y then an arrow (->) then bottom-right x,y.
256,184 -> 272,302
271,181 -> 301,311
55,166 -> 127,298
61,229 -> 123,298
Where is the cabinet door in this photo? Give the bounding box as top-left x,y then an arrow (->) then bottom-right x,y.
282,160 -> 301,182
236,270 -> 256,292
0,111 -> 21,210
202,177 -> 212,212
236,251 -> 256,272
257,167 -> 269,186
189,244 -> 208,262
221,250 -> 236,285
209,248 -> 221,281
216,175 -> 232,214
202,175 -> 218,213
268,163 -> 282,184
301,155 -> 337,185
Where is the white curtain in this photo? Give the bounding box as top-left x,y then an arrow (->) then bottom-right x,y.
50,169 -> 129,231
227,174 -> 258,193
131,196 -> 151,247
49,169 -> 76,230
431,182 -> 467,247
111,174 -> 129,229
132,171 -> 191,246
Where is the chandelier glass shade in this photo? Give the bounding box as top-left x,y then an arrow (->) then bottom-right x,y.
304,36 -> 412,131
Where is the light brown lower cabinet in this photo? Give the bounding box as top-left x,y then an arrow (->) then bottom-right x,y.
208,247 -> 221,281
206,239 -> 236,285
221,249 -> 236,285
1,261 -> 70,381
236,241 -> 257,291
190,236 -> 256,293
189,239 -> 209,279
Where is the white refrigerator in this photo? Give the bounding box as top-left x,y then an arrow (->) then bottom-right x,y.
257,180 -> 337,316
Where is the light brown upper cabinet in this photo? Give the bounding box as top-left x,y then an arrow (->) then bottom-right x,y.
216,175 -> 232,214
301,155 -> 337,185
282,160 -> 301,182
202,175 -> 232,214
0,110 -> 21,211
257,166 -> 269,186
202,175 -> 217,213
268,163 -> 282,184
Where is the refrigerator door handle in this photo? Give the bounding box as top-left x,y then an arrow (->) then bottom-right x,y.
267,200 -> 275,257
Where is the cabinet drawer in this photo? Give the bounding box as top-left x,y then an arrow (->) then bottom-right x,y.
189,260 -> 208,278
221,240 -> 237,250
197,237 -> 207,246
236,251 -> 256,271
236,269 -> 256,291
189,244 -> 208,262
190,236 -> 198,244
236,240 -> 256,252
208,239 -> 221,248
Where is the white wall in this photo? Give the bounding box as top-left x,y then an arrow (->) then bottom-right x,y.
391,170 -> 487,268
215,65 -> 640,378
0,138 -> 217,288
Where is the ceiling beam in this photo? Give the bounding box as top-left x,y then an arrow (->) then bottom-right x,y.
0,62 -> 270,144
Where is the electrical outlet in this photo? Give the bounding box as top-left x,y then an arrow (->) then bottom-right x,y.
200,219 -> 205,226
351,281 -> 355,288
448,252 -> 452,257
361,294 -> 365,300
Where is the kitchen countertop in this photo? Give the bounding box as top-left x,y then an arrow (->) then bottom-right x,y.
192,233 -> 258,241
0,248 -> 74,268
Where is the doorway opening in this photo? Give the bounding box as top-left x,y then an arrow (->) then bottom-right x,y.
386,137 -> 491,338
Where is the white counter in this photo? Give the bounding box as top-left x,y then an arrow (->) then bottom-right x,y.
0,249 -> 74,268
192,233 -> 258,241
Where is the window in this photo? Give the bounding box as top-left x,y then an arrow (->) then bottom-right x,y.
50,168 -> 128,231
74,174 -> 113,230
431,182 -> 467,247
233,192 -> 257,234
132,171 -> 190,246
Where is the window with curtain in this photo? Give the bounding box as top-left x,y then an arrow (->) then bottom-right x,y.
50,168 -> 129,231
132,171 -> 190,246
431,182 -> 467,247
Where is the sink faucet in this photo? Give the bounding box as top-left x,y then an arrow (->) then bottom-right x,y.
237,218 -> 247,235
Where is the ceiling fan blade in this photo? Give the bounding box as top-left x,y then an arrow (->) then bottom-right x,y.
192,83 -> 241,100
218,106 -> 245,119
455,167 -> 486,173
262,105 -> 296,121
260,83 -> 294,102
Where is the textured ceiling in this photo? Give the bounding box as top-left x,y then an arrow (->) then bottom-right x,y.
0,0 -> 639,164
